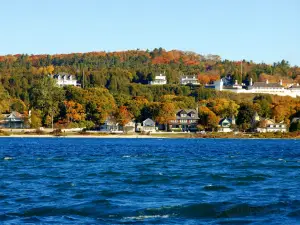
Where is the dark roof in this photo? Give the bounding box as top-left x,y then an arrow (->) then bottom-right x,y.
251,82 -> 283,88
176,109 -> 199,120
53,73 -> 74,79
219,117 -> 235,126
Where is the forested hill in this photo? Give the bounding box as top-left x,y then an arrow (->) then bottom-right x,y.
0,48 -> 300,130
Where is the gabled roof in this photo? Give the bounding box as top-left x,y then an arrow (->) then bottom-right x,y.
291,117 -> 300,123
175,109 -> 199,120
143,118 -> 155,126
219,117 -> 234,127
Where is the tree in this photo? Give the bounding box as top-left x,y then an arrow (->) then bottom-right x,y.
114,106 -> 133,131
30,110 -> 42,129
236,103 -> 256,131
10,99 -> 26,113
155,102 -> 176,131
84,88 -> 116,124
198,106 -> 220,131
64,100 -> 85,122
30,77 -> 65,128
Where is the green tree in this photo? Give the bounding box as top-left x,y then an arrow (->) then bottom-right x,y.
30,77 -> 65,128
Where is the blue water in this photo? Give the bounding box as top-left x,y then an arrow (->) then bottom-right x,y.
0,138 -> 300,224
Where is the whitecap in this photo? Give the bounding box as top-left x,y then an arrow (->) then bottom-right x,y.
124,215 -> 169,220
122,155 -> 131,158
3,157 -> 13,160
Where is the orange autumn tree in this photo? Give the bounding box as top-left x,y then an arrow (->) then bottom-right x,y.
64,100 -> 85,123
114,106 -> 133,130
155,102 -> 176,131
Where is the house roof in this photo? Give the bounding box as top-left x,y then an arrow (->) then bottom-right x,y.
175,109 -> 199,120
53,73 -> 74,80
219,117 -> 235,126
143,118 -> 155,126
291,117 -> 300,123
252,82 -> 283,88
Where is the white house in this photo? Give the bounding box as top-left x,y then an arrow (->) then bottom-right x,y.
136,118 -> 157,133
99,117 -> 119,132
211,78 -> 300,98
149,74 -> 167,85
180,75 -> 200,85
52,73 -> 79,87
121,121 -> 136,133
253,114 -> 287,133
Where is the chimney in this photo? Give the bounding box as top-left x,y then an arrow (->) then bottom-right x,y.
250,78 -> 253,86
266,79 -> 269,84
279,79 -> 283,85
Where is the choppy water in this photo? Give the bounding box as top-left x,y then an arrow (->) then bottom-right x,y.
0,138 -> 300,224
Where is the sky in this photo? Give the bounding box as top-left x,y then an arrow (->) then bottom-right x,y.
0,0 -> 299,65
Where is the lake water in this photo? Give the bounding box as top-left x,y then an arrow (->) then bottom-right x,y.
0,138 -> 299,224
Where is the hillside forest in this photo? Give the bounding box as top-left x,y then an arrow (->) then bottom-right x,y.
0,48 -> 300,131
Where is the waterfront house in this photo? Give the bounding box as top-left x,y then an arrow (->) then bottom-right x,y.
52,73 -> 79,87
136,118 -> 156,133
0,111 -> 27,129
256,118 -> 287,133
218,116 -> 236,132
99,117 -> 119,132
169,109 -> 199,132
121,121 -> 136,133
149,74 -> 167,85
180,75 -> 200,85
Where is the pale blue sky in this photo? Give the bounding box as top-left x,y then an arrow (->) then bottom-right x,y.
0,0 -> 299,65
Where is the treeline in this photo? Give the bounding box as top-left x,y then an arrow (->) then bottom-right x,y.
0,48 -> 300,131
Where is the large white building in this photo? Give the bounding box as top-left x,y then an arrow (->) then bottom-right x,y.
149,74 -> 167,85
180,75 -> 200,85
52,73 -> 79,87
212,78 -> 300,98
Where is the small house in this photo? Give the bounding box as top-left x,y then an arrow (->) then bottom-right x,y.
218,116 -> 236,132
0,111 -> 27,129
136,118 -> 156,133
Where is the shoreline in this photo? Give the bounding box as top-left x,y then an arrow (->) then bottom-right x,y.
0,133 -> 299,139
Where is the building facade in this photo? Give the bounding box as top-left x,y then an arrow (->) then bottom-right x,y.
180,75 -> 200,85
52,73 -> 79,87
149,74 -> 167,85
0,111 -> 27,129
169,109 -> 199,131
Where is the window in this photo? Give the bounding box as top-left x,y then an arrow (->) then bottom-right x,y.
181,114 -> 187,117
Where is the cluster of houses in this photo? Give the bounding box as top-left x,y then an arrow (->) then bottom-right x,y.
217,112 -> 288,133
99,109 -> 200,133
149,73 -> 200,86
0,109 -> 295,133
50,72 -> 300,99
210,76 -> 300,98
